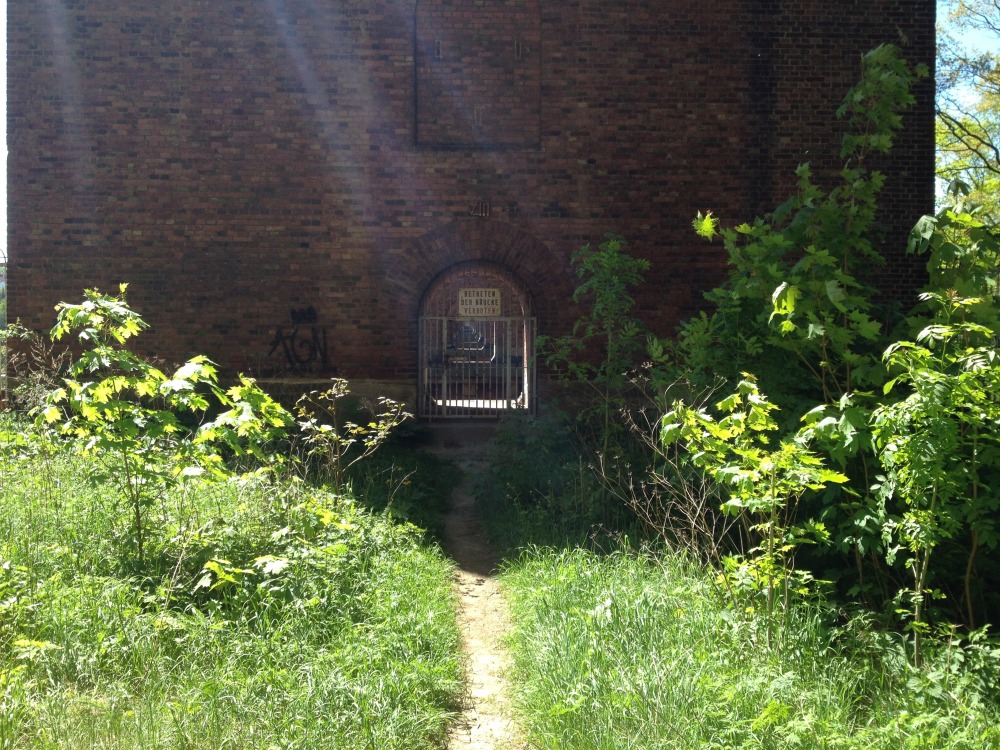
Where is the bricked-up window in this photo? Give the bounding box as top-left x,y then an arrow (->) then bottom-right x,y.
415,0 -> 541,148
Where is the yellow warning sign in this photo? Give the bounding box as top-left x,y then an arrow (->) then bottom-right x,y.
458,288 -> 501,317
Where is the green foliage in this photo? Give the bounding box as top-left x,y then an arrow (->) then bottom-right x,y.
677,44 -> 927,410
871,205 -> 1000,662
910,183 -> 1000,315
540,232 -> 650,455
40,286 -> 293,567
530,48 -> 1000,664
662,376 -> 845,637
657,47 -> 931,627
0,287 -> 464,748
692,210 -> 719,241
0,413 -> 463,749
874,323 -> 998,664
659,43 -> 1000,667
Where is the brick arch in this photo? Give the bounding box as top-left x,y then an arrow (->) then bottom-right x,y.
419,261 -> 533,319
386,218 -> 570,333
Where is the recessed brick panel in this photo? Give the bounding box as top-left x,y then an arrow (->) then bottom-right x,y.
416,0 -> 541,147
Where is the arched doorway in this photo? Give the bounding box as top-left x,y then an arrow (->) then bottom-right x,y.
418,261 -> 536,419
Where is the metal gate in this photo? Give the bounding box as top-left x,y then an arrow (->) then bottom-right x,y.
418,316 -> 536,418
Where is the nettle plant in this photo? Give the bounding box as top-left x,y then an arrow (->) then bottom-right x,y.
42,286 -> 292,566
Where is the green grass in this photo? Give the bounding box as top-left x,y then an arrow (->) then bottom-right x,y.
0,418 -> 463,750
502,547 -> 1000,750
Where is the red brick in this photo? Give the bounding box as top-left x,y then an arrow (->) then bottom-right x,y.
7,0 -> 935,386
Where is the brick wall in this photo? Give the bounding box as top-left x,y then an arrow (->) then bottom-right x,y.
7,0 -> 935,386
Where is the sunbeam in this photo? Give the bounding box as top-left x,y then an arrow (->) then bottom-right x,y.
39,0 -> 93,203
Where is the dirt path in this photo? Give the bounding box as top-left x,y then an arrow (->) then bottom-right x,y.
424,425 -> 525,750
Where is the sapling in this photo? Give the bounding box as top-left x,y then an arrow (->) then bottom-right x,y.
661,376 -> 846,644
540,232 -> 650,458
42,285 -> 292,566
